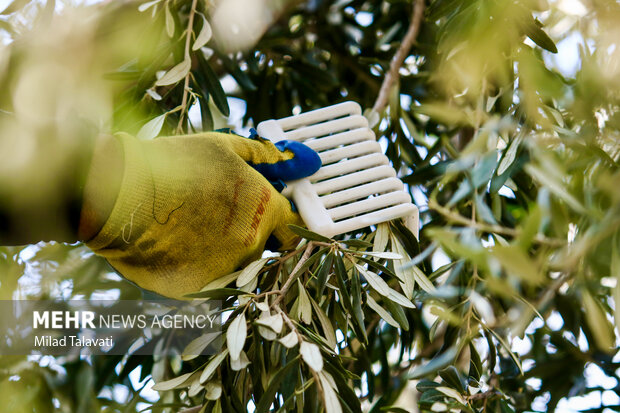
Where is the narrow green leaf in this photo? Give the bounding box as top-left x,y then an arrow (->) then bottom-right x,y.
205,381 -> 222,400
193,15 -> 212,51
366,294 -> 399,328
182,332 -> 220,360
390,234 -> 416,297
138,0 -> 161,12
410,264 -> 436,294
500,399 -> 516,413
525,164 -> 586,214
226,313 -> 247,360
439,366 -> 465,393
318,371 -> 343,413
485,330 -> 497,373
198,94 -> 213,131
316,253 -> 334,298
498,135 -> 523,175
255,313 -> 283,334
155,58 -> 190,86
354,263 -> 391,296
136,114 -> 166,140
408,347 -> 458,379
255,358 -> 299,413
309,297 -> 338,349
1,0 -> 31,15
382,298 -> 409,331
359,251 -> 403,260
524,18 -> 558,53
230,350 -> 250,371
197,54 -> 230,116
279,331 -> 298,348
350,269 -> 366,336
188,376 -> 203,398
297,279 -> 313,324
471,151 -> 499,188
379,408 -> 410,413
475,193 -> 498,225
323,361 -> 362,413
356,256 -> 399,280
199,349 -> 228,384
583,290 -> 615,351
165,1 -> 175,38
294,247 -> 326,276
343,238 -> 373,248
300,341 -> 323,372
334,256 -> 365,341
152,371 -> 195,391
485,327 -> 523,375
387,289 -> 415,309
373,223 -> 390,258
288,224 -> 332,243
468,343 -> 482,382
236,257 -> 269,287
436,386 -> 466,405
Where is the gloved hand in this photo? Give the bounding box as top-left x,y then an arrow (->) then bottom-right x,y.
79,131 -> 321,299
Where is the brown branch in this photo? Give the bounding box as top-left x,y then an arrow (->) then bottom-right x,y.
271,242 -> 315,308
176,0 -> 199,134
371,0 -> 425,115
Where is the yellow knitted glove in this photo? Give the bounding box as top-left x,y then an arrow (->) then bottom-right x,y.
84,131 -> 321,299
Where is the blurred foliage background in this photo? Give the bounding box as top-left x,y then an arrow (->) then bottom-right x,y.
1,0 -> 620,412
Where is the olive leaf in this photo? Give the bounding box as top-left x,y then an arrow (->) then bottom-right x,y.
226,313 -> 247,360
155,58 -> 191,86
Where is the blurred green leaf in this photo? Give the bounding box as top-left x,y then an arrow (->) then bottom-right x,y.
523,18 -> 557,53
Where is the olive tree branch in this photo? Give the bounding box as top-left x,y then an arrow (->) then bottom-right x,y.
271,242 -> 315,308
428,198 -> 566,247
176,0 -> 199,133
371,0 -> 425,116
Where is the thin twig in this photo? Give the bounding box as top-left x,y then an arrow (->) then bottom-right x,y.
428,199 -> 566,247
179,406 -> 202,413
371,0 -> 425,115
177,0 -> 199,133
271,242 -> 315,308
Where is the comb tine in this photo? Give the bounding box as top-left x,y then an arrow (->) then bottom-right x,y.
311,153 -> 388,181
302,128 -> 374,152
331,204 -> 418,235
320,178 -> 404,208
328,192 -> 412,221
319,141 -> 382,165
277,102 -> 362,131
284,115 -> 369,141
313,165 -> 396,195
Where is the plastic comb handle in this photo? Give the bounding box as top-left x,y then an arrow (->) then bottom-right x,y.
257,102 -> 419,239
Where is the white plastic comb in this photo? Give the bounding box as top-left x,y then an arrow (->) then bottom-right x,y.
257,101 -> 419,239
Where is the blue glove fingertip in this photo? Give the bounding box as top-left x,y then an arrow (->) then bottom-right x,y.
249,139 -> 322,183
273,140 -> 322,180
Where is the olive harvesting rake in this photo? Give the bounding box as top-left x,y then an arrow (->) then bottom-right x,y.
257,101 -> 419,239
